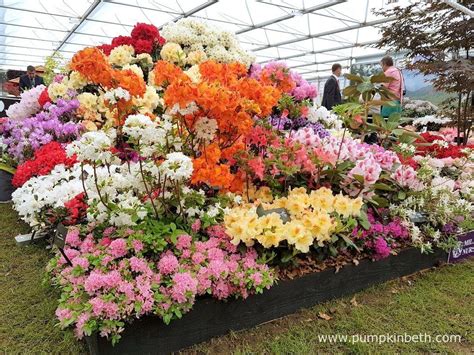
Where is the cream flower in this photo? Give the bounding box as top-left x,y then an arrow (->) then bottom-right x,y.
108,45 -> 134,66
160,42 -> 186,64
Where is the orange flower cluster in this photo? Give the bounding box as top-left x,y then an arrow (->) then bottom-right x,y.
70,48 -> 114,87
163,60 -> 280,143
161,60 -> 281,190
191,144 -> 243,192
70,47 -> 146,97
152,60 -> 188,87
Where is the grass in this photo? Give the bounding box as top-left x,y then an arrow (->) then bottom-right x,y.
0,204 -> 472,354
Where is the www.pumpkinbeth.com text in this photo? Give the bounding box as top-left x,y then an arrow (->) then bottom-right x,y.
317,333 -> 462,344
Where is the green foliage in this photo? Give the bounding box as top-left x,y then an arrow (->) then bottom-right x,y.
43,52 -> 66,85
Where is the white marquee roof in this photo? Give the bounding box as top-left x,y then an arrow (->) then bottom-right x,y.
0,0 -> 417,80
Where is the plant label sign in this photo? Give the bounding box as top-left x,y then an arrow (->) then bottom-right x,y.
448,231 -> 474,263
54,223 -> 68,249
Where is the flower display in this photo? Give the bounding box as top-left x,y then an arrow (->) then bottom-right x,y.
402,97 -> 438,118
3,19 -> 473,348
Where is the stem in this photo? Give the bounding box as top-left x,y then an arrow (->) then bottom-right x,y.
93,163 -> 111,211
80,163 -> 88,200
329,127 -> 347,185
138,156 -> 159,219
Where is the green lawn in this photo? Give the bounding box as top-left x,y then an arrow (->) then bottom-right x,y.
0,204 -> 472,354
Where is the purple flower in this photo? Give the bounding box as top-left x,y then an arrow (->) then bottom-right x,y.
1,98 -> 82,162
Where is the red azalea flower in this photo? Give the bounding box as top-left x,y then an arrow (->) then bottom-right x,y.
97,44 -> 113,55
63,192 -> 88,225
133,39 -> 153,54
38,88 -> 51,107
111,35 -> 135,49
397,153 -> 419,170
131,23 -> 160,41
12,142 -> 77,187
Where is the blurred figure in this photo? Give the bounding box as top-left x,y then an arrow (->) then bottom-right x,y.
321,63 -> 342,110
19,65 -> 44,92
380,56 -> 404,117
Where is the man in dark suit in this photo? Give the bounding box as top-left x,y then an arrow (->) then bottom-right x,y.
321,63 -> 342,110
19,65 -> 44,92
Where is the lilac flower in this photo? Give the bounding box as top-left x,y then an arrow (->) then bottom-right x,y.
268,115 -> 329,138
0,99 -> 82,162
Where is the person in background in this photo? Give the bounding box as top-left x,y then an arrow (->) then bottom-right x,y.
380,56 -> 404,117
19,65 -> 44,92
321,63 -> 342,110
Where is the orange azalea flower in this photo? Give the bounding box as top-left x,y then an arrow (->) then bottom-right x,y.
152,60 -> 188,87
70,47 -> 113,87
113,69 -> 146,97
199,60 -> 246,86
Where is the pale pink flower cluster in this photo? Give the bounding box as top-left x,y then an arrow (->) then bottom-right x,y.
391,165 -> 424,191
6,85 -> 45,120
49,224 -> 274,341
348,157 -> 382,186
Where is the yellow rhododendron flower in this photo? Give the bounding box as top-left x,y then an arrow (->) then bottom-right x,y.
224,187 -> 364,254
255,186 -> 273,203
285,220 -> 313,253
160,42 -> 186,64
184,65 -> 202,83
47,81 -> 68,101
333,193 -> 354,218
187,50 -> 207,65
68,70 -> 88,90
108,45 -> 134,67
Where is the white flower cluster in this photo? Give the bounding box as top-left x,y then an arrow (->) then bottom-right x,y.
397,142 -> 416,155
104,87 -> 131,104
123,114 -> 181,157
159,152 -> 193,182
84,164 -> 148,227
66,129 -> 118,164
168,102 -> 199,116
12,164 -> 85,227
183,188 -> 232,220
403,98 -> 438,117
160,19 -> 255,67
412,115 -> 451,128
307,105 -> 343,129
193,116 -> 218,142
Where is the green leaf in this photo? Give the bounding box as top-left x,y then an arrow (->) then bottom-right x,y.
340,234 -> 360,251
358,210 -> 371,230
370,72 -> 395,83
373,183 -> 396,191
352,174 -> 365,184
398,190 -> 407,200
343,86 -> 359,97
0,163 -> 15,175
344,73 -> 364,83
371,195 -> 389,208
357,82 -> 374,93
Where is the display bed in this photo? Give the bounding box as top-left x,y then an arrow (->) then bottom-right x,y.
86,247 -> 447,355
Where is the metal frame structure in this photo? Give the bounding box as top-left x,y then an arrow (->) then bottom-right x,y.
0,0 -> 414,76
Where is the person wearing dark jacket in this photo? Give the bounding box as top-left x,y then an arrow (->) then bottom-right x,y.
321,63 -> 342,110
19,65 -> 44,92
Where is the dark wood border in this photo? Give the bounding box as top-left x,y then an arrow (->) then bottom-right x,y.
86,247 -> 447,355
